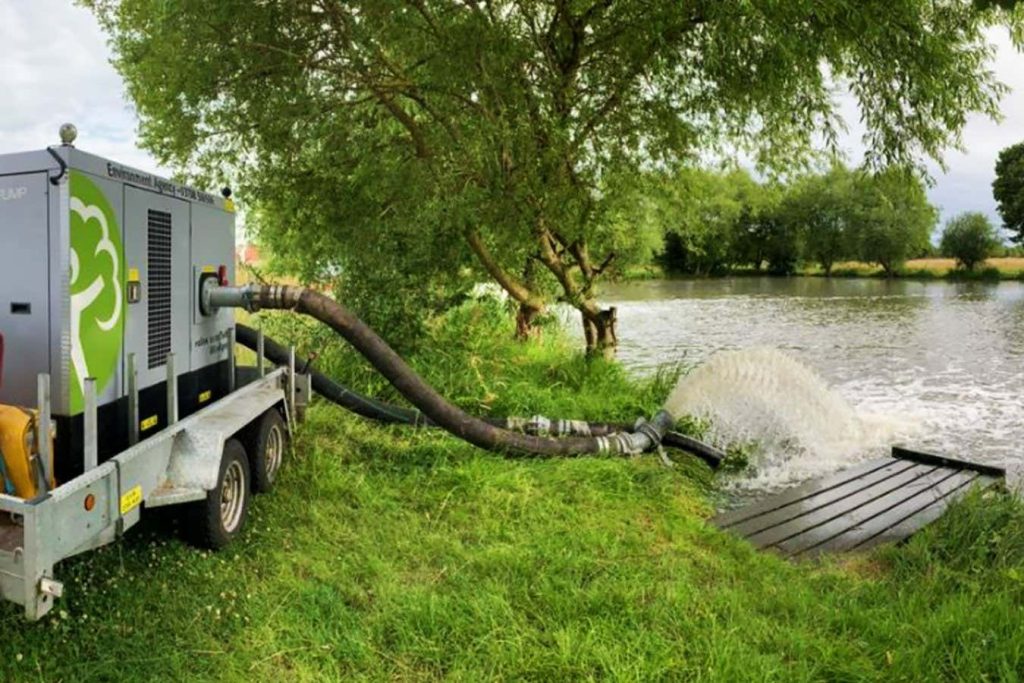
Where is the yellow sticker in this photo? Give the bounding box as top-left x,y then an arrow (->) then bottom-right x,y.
128,267 -> 140,282
119,485 -> 142,515
140,415 -> 158,431
198,390 -> 212,403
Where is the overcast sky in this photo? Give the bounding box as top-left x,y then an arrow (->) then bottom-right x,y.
2,0 -> 1022,235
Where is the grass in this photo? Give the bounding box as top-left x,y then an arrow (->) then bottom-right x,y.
2,300 -> 1024,680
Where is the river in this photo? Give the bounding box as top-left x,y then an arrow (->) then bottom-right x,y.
597,277 -> 1024,494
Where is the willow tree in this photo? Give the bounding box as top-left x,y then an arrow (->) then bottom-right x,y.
86,0 -> 1021,356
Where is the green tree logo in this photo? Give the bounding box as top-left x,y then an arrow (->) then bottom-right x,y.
69,172 -> 124,413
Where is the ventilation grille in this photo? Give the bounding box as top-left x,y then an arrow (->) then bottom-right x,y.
147,209 -> 172,369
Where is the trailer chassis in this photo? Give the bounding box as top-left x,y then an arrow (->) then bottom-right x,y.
0,339 -> 309,620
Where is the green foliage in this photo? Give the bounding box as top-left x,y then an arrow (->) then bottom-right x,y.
940,211 -> 1000,270
628,161 -> 939,279
852,168 -> 937,276
994,141 -> 1024,244
994,242 -> 1024,257
647,168 -> 749,275
727,181 -> 792,274
780,164 -> 858,275
83,0 -> 1021,347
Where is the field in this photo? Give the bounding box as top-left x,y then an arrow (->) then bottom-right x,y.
1,303 -> 1024,681
819,257 -> 1024,279
621,258 -> 1024,282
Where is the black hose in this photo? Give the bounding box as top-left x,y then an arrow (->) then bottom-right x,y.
236,323 -> 426,425
235,317 -> 723,468
238,322 -> 631,433
228,286 -> 672,456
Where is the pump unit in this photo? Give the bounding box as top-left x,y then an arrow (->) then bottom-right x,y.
0,135 -> 236,487
0,127 -> 304,620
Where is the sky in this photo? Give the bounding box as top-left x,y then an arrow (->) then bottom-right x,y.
1,0 -> 1022,234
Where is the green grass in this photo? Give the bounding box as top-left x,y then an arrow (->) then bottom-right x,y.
2,301 -> 1024,680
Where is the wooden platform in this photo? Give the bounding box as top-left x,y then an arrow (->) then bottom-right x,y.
712,447 -> 1004,558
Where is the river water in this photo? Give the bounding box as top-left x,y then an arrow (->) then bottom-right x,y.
598,277 -> 1024,495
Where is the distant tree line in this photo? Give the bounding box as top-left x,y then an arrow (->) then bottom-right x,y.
631,162 -> 1014,277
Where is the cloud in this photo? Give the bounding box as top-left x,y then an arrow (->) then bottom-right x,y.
0,0 -> 167,175
834,27 -> 1024,231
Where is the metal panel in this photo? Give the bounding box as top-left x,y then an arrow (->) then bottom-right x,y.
0,172 -> 50,406
62,169 -> 125,415
164,380 -> 285,491
189,202 -> 235,371
123,186 -> 190,394
65,148 -> 232,213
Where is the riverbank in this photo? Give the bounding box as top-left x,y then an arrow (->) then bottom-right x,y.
622,257 -> 1024,281
2,301 -> 1023,680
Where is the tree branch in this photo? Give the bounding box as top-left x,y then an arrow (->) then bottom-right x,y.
464,228 -> 545,309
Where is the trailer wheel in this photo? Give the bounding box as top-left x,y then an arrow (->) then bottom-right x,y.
185,439 -> 251,549
251,408 -> 288,493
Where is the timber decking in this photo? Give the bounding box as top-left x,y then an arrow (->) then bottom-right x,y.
712,447 -> 1003,558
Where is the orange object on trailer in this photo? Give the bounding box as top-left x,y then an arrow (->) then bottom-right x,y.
0,405 -> 52,498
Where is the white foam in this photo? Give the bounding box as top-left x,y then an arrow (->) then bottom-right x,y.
664,347 -> 923,493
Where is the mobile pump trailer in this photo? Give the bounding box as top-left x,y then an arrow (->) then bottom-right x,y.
0,127 -> 306,620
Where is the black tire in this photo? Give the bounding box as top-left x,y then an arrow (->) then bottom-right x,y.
250,408 -> 288,494
184,439 -> 251,550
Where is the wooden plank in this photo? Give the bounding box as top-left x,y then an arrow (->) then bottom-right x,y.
712,457 -> 894,529
744,464 -> 939,549
845,474 -> 999,554
777,468 -> 974,557
891,446 -> 1005,477
726,460 -> 921,538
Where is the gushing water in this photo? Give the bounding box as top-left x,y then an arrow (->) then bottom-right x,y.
665,348 -> 920,493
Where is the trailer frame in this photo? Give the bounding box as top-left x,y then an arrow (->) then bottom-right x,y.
0,335 -> 309,620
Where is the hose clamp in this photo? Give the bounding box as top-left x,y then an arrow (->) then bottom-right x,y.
633,418 -> 664,447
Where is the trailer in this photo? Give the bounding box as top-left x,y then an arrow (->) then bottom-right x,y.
0,126 -> 308,619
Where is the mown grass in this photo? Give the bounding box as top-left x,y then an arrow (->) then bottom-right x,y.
1,300 -> 1023,681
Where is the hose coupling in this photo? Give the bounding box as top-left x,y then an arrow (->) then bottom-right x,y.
204,283 -> 262,313
596,409 -> 674,455
204,283 -> 305,314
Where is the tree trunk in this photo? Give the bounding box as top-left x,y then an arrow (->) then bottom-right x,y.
463,227 -> 547,338
581,305 -> 617,359
515,302 -> 542,340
